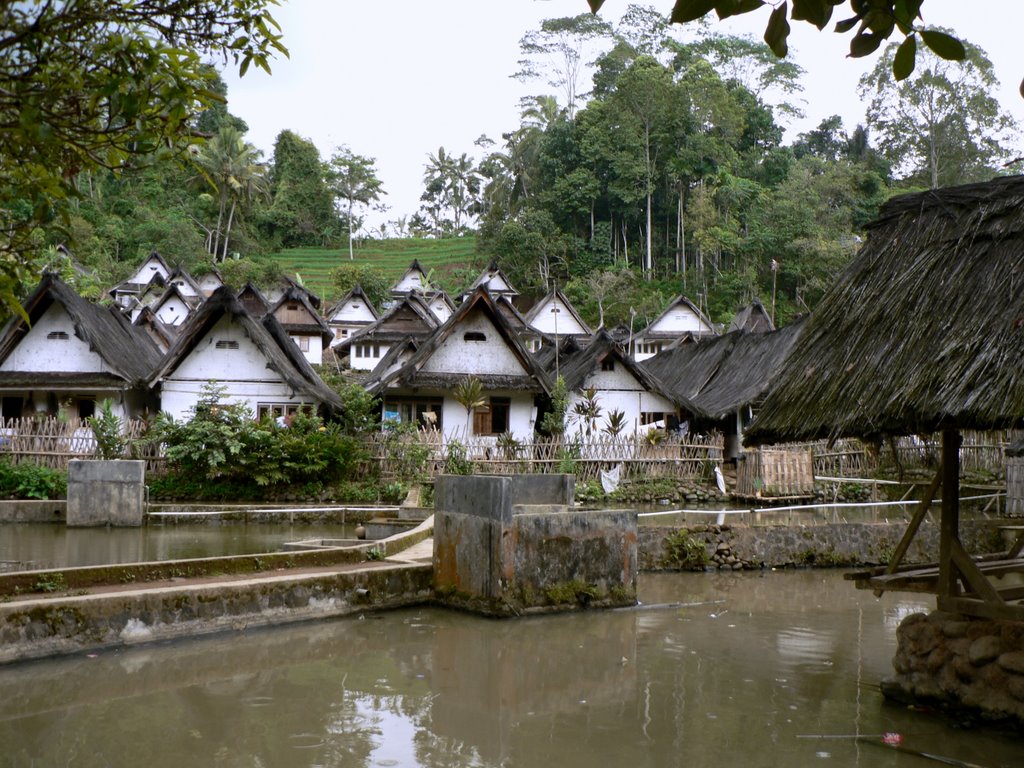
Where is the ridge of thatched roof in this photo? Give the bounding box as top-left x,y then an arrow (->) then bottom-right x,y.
728,298 -> 774,333
747,175 -> 1024,444
149,286 -> 342,412
0,273 -> 163,385
368,287 -> 551,396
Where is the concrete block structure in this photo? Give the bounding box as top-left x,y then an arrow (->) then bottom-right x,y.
434,474 -> 637,615
67,460 -> 145,527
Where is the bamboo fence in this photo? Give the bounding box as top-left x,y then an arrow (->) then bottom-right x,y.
0,417 -> 164,472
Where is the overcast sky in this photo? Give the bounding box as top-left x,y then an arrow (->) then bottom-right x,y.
222,1 -> 1024,233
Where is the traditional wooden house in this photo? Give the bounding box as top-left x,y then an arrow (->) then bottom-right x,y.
543,329 -> 689,438
267,284 -> 333,365
335,292 -> 439,371
424,290 -> 455,324
728,298 -> 774,333
746,176 -> 1024,628
195,268 -> 224,296
390,258 -> 430,297
109,251 -> 171,308
238,282 -> 271,317
523,288 -> 592,341
0,273 -> 161,420
631,295 -> 716,361
163,265 -> 203,301
366,288 -> 551,442
149,282 -> 203,328
149,286 -> 342,422
325,284 -> 379,347
465,260 -> 519,300
132,306 -> 177,354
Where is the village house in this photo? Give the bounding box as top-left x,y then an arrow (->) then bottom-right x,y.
108,251 -> 171,309
542,329 -> 688,438
521,287 -> 592,352
631,295 -> 717,361
325,284 -> 379,346
149,286 -> 342,422
334,291 -> 440,372
365,288 -> 551,443
728,298 -> 775,333
464,260 -> 519,301
0,273 -> 162,421
390,258 -> 430,299
266,283 -> 333,365
147,282 -> 203,328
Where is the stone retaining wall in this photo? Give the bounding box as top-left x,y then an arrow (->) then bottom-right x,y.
638,519 -> 1006,570
0,500 -> 65,523
0,563 -> 432,664
884,610 -> 1024,728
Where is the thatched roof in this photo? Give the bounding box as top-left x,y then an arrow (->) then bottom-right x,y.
149,286 -> 342,412
643,322 -> 804,421
326,284 -> 379,322
638,294 -> 717,340
334,292 -> 439,352
368,288 -> 551,396
0,273 -> 163,386
728,298 -> 774,333
238,282 -> 270,317
747,175 -> 1024,445
522,287 -> 593,336
268,283 -> 333,344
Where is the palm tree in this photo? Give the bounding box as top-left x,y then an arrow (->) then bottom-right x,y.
195,125 -> 267,261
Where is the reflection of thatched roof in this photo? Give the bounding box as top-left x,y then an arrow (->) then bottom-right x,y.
747,176 -> 1024,445
149,287 -> 342,412
643,322 -> 804,421
0,273 -> 162,386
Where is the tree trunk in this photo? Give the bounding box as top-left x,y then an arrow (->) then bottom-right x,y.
222,200 -> 237,262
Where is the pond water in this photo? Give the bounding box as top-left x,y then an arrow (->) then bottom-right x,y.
0,522 -> 355,571
1,570 -> 1022,767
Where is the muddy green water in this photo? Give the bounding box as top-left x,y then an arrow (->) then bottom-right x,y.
1,571 -> 1022,767
0,523 -> 354,571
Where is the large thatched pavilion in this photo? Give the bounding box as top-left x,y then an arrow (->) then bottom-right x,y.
747,176 -> 1024,621
746,176 -> 1024,724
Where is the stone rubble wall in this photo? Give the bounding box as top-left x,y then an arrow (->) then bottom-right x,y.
884,610 -> 1024,728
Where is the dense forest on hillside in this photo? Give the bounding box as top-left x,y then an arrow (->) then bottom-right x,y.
31,5 -> 1018,330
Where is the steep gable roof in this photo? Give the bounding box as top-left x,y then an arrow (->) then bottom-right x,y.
326,284 -> 379,322
391,259 -> 429,294
368,288 -> 550,396
0,273 -> 163,385
468,260 -> 519,297
728,298 -> 775,333
640,295 -> 716,339
148,286 -> 342,411
336,291 -> 440,352
523,288 -> 592,336
269,283 -> 333,344
237,282 -> 270,317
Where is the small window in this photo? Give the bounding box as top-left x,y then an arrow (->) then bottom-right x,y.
295,336 -> 310,352
215,340 -> 239,350
550,307 -> 561,313
46,331 -> 69,340
352,304 -> 361,310
287,302 -> 299,311
601,358 -> 615,372
464,331 -> 486,342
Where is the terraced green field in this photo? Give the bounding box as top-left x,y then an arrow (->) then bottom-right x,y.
270,236 -> 481,300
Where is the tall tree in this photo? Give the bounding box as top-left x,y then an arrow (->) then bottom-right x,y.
266,131 -> 336,246
194,125 -> 267,261
0,0 -> 285,313
514,14 -> 613,119
859,36 -> 1018,189
328,147 -> 386,260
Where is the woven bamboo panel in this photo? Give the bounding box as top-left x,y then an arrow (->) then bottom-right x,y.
0,417 -> 163,472
735,447 -> 814,499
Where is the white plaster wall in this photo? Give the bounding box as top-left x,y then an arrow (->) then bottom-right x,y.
428,298 -> 452,323
422,313 -> 525,377
648,304 -> 712,334
128,257 -> 168,285
330,301 -> 376,324
197,274 -> 222,295
160,380 -> 315,422
349,342 -> 390,371
292,333 -> 323,365
172,316 -> 270,381
168,278 -> 199,298
438,392 -> 535,443
1,303 -> 108,373
392,272 -> 424,293
528,297 -> 588,336
567,366 -> 676,435
155,296 -> 191,326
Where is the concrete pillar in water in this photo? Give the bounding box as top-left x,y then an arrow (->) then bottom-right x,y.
66,459 -> 145,527
433,474 -> 637,615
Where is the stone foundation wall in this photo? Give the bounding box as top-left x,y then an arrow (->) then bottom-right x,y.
884,610 -> 1024,728
637,520 -> 1006,570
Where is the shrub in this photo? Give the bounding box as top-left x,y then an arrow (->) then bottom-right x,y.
0,459 -> 67,500
87,399 -> 125,459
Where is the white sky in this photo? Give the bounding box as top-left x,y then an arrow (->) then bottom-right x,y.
222,1 -> 1024,233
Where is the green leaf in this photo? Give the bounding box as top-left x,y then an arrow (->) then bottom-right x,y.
834,15 -> 860,33
763,1 -> 790,58
892,34 -> 916,80
920,29 -> 966,61
671,0 -> 717,24
716,0 -> 764,19
791,0 -> 831,29
849,31 -> 883,58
